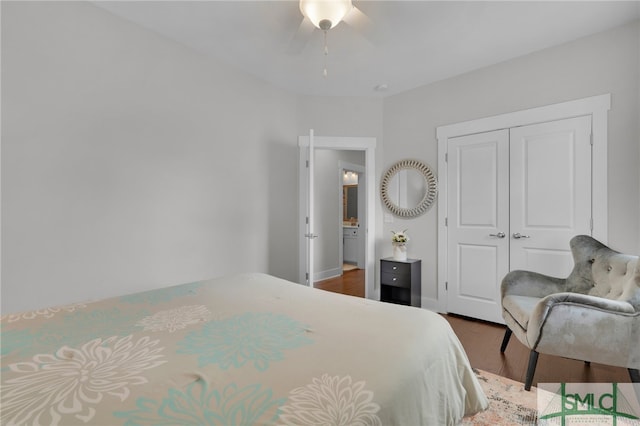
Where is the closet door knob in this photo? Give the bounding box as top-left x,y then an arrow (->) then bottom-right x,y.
489,232 -> 506,238
513,233 -> 530,239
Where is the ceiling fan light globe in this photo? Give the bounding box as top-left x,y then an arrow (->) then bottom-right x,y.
299,0 -> 353,30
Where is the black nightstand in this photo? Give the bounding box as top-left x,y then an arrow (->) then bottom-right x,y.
380,258 -> 421,307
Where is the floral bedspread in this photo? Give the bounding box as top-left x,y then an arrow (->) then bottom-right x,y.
0,273 -> 487,425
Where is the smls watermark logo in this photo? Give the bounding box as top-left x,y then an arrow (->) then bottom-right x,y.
538,383 -> 640,425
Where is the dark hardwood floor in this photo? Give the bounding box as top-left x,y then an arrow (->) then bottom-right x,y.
314,270 -> 631,387
314,268 -> 365,298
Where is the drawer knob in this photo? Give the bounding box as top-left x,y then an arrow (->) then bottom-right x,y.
392,277 -> 397,281
392,266 -> 397,270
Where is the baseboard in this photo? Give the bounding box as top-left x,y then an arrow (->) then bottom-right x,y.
314,267 -> 342,282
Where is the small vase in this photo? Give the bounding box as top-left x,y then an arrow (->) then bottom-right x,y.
392,242 -> 407,261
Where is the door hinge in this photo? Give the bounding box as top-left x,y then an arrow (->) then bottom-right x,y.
590,132 -> 593,146
590,217 -> 593,231
445,153 -> 448,162
306,160 -> 309,168
445,281 -> 448,291
306,216 -> 309,225
305,272 -> 309,280
445,217 -> 448,227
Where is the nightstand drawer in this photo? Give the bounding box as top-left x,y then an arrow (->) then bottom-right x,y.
380,272 -> 410,288
380,260 -> 411,276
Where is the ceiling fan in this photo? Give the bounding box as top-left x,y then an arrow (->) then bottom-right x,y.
287,0 -> 376,69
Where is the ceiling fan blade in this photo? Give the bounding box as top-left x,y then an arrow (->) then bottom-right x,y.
342,5 -> 379,44
286,17 -> 316,55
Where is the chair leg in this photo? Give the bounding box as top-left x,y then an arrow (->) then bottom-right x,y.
500,329 -> 512,353
629,368 -> 640,383
525,350 -> 539,391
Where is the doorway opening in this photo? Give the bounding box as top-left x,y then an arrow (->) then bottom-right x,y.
298,135 -> 376,300
340,160 -> 365,275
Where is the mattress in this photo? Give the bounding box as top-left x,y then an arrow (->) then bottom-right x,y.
1,273 -> 487,425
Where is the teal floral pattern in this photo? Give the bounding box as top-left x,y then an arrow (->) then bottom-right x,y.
120,282 -> 205,305
114,380 -> 285,425
0,308 -> 147,358
177,313 -> 313,371
0,327 -> 37,357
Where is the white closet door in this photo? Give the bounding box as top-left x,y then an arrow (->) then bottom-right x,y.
446,115 -> 593,323
509,116 -> 592,278
447,130 -> 510,324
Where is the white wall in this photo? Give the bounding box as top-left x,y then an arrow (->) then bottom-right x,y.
3,3 -> 637,315
383,20 -> 640,303
296,96 -> 384,139
1,1 -> 299,313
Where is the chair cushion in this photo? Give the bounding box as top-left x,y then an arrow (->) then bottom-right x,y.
566,235 -> 639,310
590,257 -> 639,307
502,295 -> 541,331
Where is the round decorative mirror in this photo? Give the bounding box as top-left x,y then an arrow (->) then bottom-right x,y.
381,159 -> 438,217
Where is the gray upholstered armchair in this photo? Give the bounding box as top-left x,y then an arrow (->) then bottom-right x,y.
500,235 -> 640,390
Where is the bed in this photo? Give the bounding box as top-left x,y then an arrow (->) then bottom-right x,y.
1,273 -> 487,425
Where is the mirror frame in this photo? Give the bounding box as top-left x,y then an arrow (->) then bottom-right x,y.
380,159 -> 438,218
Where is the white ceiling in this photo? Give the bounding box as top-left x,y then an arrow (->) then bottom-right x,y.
95,1 -> 639,98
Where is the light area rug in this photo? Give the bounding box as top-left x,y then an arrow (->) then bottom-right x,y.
462,368 -> 538,425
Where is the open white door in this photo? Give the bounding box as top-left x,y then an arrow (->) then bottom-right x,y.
304,130 -> 317,286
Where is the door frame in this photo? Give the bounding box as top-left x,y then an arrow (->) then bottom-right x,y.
436,94 -> 610,313
298,136 -> 376,300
